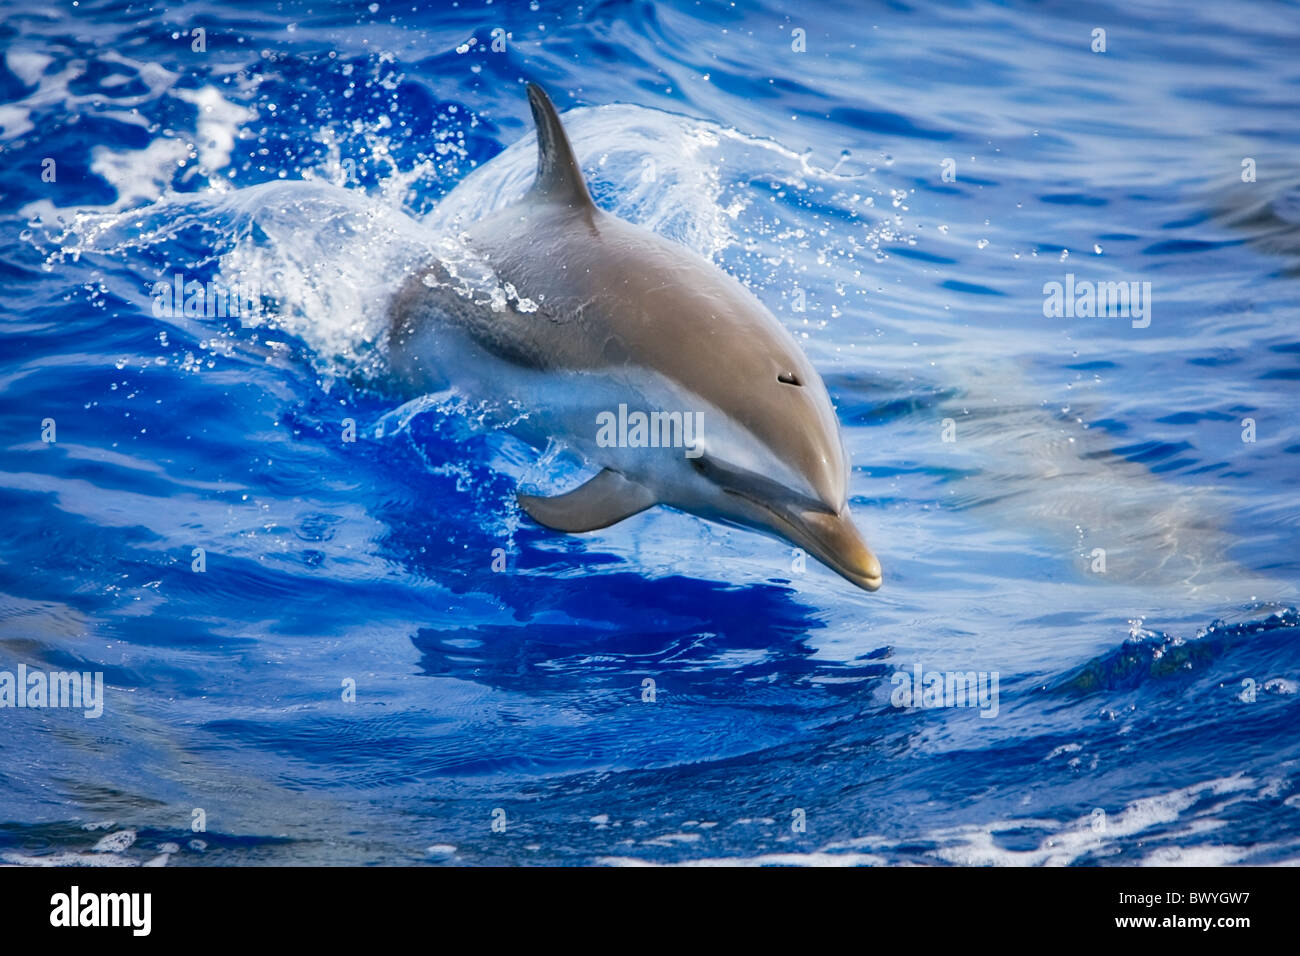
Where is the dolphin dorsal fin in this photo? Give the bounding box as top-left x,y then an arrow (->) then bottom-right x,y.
525,82 -> 594,209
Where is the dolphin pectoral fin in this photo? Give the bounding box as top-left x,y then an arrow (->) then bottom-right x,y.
517,468 -> 656,533
525,82 -> 595,210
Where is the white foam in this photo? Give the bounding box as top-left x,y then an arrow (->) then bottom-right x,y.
2,850 -> 138,867
172,86 -> 256,179
3,827 -> 145,867
599,851 -> 888,867
601,775 -> 1299,867
927,775 -> 1264,866
1139,845 -> 1251,866
3,51 -> 178,144
92,829 -> 137,853
6,50 -> 53,86
88,137 -> 191,210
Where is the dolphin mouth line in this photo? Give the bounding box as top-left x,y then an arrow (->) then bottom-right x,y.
723,486 -> 833,521
722,487 -> 881,590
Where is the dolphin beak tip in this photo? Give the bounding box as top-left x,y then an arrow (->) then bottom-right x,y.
796,507 -> 882,593
833,516 -> 881,592
854,554 -> 883,592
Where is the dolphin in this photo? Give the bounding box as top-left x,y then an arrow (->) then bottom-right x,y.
388,83 -> 882,591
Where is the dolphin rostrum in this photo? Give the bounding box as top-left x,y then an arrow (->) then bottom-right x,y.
388,83 -> 882,591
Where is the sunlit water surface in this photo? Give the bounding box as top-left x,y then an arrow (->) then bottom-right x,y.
1,0 -> 1298,865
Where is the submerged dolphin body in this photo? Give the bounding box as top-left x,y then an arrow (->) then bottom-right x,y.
388,84 -> 882,591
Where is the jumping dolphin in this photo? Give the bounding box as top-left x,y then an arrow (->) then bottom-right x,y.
388,83 -> 882,591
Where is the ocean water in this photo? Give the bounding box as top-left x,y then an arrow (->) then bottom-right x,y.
1,0 -> 1298,866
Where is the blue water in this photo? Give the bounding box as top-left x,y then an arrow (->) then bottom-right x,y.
1,0 -> 1299,866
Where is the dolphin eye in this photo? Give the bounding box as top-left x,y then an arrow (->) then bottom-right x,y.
777,371 -> 803,387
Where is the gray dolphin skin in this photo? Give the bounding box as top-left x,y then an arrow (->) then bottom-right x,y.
388,83 -> 882,591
